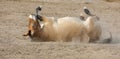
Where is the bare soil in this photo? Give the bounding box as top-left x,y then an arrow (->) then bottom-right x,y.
0,0 -> 120,59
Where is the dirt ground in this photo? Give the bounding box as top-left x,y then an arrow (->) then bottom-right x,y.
0,0 -> 120,59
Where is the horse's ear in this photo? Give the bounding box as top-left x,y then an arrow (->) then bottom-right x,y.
29,14 -> 37,21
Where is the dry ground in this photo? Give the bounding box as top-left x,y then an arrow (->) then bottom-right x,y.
0,0 -> 120,59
